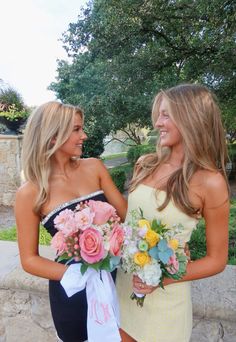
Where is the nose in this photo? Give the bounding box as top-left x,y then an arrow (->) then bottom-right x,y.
155,115 -> 162,129
82,130 -> 88,141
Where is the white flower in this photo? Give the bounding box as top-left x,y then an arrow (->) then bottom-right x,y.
137,260 -> 162,286
127,242 -> 138,255
137,226 -> 148,238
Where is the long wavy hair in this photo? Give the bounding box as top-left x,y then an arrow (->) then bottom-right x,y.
22,101 -> 83,214
129,84 -> 229,216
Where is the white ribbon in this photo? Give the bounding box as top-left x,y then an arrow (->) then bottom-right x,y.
60,264 -> 121,342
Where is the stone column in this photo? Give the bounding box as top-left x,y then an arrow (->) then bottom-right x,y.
0,134 -> 22,206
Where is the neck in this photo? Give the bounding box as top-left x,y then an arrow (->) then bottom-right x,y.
166,147 -> 184,168
51,157 -> 79,177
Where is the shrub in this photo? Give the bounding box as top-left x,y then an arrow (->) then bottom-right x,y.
82,134 -> 104,158
189,199 -> 236,265
228,144 -> 236,180
109,167 -> 126,193
0,86 -> 25,111
127,144 -> 156,165
188,220 -> 206,260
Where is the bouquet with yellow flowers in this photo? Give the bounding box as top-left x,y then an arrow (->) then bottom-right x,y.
121,208 -> 188,306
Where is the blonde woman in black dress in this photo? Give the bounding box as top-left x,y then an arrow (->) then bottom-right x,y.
15,101 -> 127,342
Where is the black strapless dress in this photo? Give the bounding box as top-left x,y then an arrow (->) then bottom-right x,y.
41,190 -> 116,342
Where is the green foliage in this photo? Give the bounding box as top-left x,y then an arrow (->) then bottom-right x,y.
228,200 -> 236,263
228,144 -> 236,163
0,226 -> 17,241
188,220 -> 207,260
0,85 -> 29,133
0,86 -> 25,111
50,0 -> 236,142
189,199 -> 236,265
0,226 -> 51,245
127,144 -> 156,165
0,104 -> 29,122
82,128 -> 104,158
228,144 -> 236,180
109,167 -> 126,193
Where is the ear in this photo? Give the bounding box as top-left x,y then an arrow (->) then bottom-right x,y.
51,136 -> 57,145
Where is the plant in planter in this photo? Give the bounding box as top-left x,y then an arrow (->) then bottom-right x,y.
0,85 -> 29,134
0,104 -> 29,134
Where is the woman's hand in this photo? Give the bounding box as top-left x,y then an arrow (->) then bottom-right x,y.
132,275 -> 157,295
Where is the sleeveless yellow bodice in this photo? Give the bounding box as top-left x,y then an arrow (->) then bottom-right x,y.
117,184 -> 199,342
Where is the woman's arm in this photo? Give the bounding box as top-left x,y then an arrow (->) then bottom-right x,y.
96,159 -> 128,221
181,172 -> 229,280
14,182 -> 67,280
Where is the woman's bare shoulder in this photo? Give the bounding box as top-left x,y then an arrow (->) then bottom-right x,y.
80,157 -> 104,170
16,181 -> 38,200
80,157 -> 101,165
190,169 -> 229,207
191,169 -> 227,189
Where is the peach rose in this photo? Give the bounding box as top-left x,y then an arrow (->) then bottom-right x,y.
88,200 -> 116,225
74,207 -> 94,230
51,231 -> 66,255
53,209 -> 77,237
79,228 -> 105,263
109,224 -> 124,256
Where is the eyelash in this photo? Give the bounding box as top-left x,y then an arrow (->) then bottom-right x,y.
73,127 -> 81,132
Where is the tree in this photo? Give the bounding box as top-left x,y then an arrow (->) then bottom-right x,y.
50,0 -> 236,144
0,85 -> 25,111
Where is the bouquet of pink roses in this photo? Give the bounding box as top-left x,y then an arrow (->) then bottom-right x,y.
51,200 -> 124,273
51,200 -> 124,341
121,208 -> 188,307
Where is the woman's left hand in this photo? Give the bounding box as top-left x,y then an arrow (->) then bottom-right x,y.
132,275 -> 157,294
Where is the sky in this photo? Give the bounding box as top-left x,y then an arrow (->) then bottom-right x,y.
0,0 -> 87,107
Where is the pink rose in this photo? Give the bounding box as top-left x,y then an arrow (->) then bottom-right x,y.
54,209 -> 78,237
79,228 -> 105,263
51,231 -> 66,255
109,224 -> 124,256
74,207 -> 94,230
167,255 -> 179,274
88,200 -> 116,225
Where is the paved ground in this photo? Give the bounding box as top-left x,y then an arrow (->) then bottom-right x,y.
103,156 -> 128,168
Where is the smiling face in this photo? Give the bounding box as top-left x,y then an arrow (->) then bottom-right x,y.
59,113 -> 87,158
154,97 -> 183,150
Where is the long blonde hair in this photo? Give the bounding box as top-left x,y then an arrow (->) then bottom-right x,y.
130,84 -> 229,216
22,101 -> 83,214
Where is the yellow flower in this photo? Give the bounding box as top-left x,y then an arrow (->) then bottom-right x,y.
134,252 -> 150,267
169,239 -> 179,250
138,219 -> 151,230
145,229 -> 160,248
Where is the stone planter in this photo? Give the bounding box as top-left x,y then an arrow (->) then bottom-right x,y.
0,116 -> 26,134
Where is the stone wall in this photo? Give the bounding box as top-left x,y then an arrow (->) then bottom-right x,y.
0,241 -> 235,342
0,135 -> 22,206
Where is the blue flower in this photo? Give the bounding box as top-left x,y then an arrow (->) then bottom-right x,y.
149,239 -> 173,264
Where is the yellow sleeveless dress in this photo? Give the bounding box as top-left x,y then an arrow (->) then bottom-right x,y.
116,184 -> 199,342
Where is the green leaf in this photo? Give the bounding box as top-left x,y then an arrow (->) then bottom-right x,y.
57,253 -> 69,262
81,263 -> 89,275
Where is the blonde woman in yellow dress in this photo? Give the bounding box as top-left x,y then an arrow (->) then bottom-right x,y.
117,84 -> 229,342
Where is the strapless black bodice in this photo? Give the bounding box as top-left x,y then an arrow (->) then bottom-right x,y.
41,190 -> 113,342
41,190 -> 107,237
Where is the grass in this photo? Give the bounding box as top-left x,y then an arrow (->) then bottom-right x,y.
101,152 -> 127,161
0,226 -> 52,245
